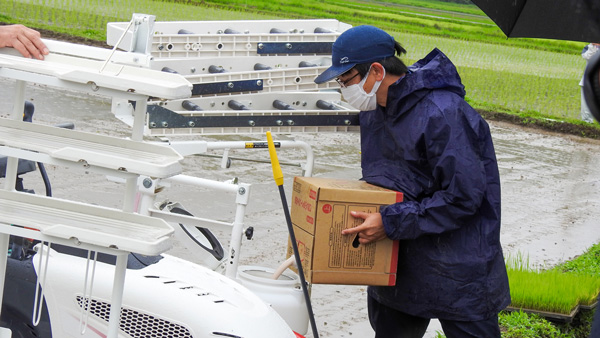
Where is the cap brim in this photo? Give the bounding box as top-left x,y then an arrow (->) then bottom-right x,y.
314,63 -> 355,84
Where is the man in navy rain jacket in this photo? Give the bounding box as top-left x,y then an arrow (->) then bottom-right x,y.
314,25 -> 510,338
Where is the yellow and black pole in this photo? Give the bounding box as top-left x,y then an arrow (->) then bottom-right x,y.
266,131 -> 319,338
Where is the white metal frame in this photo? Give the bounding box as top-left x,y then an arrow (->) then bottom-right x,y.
0,20 -> 191,336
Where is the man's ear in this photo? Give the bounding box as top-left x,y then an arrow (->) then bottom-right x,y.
371,62 -> 385,81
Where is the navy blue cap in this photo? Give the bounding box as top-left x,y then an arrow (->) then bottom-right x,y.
314,25 -> 396,84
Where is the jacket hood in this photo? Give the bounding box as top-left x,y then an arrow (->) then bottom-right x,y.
388,48 -> 466,113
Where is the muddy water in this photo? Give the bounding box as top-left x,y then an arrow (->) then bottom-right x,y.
1,82 -> 600,336
493,124 -> 600,266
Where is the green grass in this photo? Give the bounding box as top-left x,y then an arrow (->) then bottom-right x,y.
2,0 -> 585,53
434,310 -> 596,338
186,0 -> 583,53
392,31 -> 584,119
554,243 -> 600,277
499,311 -> 571,338
0,0 -> 282,41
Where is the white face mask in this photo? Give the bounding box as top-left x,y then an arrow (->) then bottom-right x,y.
340,66 -> 385,111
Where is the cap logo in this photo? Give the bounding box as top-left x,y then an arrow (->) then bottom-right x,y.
339,56 -> 349,64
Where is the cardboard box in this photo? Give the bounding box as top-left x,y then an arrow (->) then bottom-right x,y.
288,176 -> 403,286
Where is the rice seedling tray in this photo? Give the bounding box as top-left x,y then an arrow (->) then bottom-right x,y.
579,301 -> 598,311
504,305 -> 579,323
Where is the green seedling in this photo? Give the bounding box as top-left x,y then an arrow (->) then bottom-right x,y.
506,253 -> 600,314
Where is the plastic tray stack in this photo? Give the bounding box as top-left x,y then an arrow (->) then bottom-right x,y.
107,19 -> 360,136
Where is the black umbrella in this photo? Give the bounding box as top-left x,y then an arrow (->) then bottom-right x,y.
470,0 -> 600,42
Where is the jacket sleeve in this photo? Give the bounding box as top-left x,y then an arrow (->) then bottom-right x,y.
380,102 -> 488,240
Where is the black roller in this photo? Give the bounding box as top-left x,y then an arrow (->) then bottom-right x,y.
314,27 -> 334,33
161,67 -> 179,74
228,100 -> 250,110
299,61 -> 318,68
316,100 -> 339,110
182,100 -> 203,111
23,101 -> 34,122
178,29 -> 195,34
254,63 -> 273,71
208,65 -> 226,73
224,28 -> 241,34
270,28 -> 287,34
273,100 -> 295,110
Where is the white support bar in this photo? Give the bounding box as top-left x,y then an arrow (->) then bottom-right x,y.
165,174 -> 241,194
42,39 -> 154,68
149,208 -> 233,230
107,253 -> 128,338
165,140 -> 315,176
225,196 -> 250,278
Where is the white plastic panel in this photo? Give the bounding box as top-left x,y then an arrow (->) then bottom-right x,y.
107,19 -> 351,58
0,119 -> 183,178
191,66 -> 337,95
147,123 -> 360,136
0,190 -> 173,255
151,55 -> 339,94
151,55 -> 332,75
0,47 -> 192,99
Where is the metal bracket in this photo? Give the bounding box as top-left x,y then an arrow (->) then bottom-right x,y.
130,13 -> 156,54
257,42 -> 333,54
192,79 -> 263,96
147,105 -> 359,129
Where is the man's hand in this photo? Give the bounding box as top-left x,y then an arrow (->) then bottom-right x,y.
341,211 -> 387,244
0,25 -> 49,60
